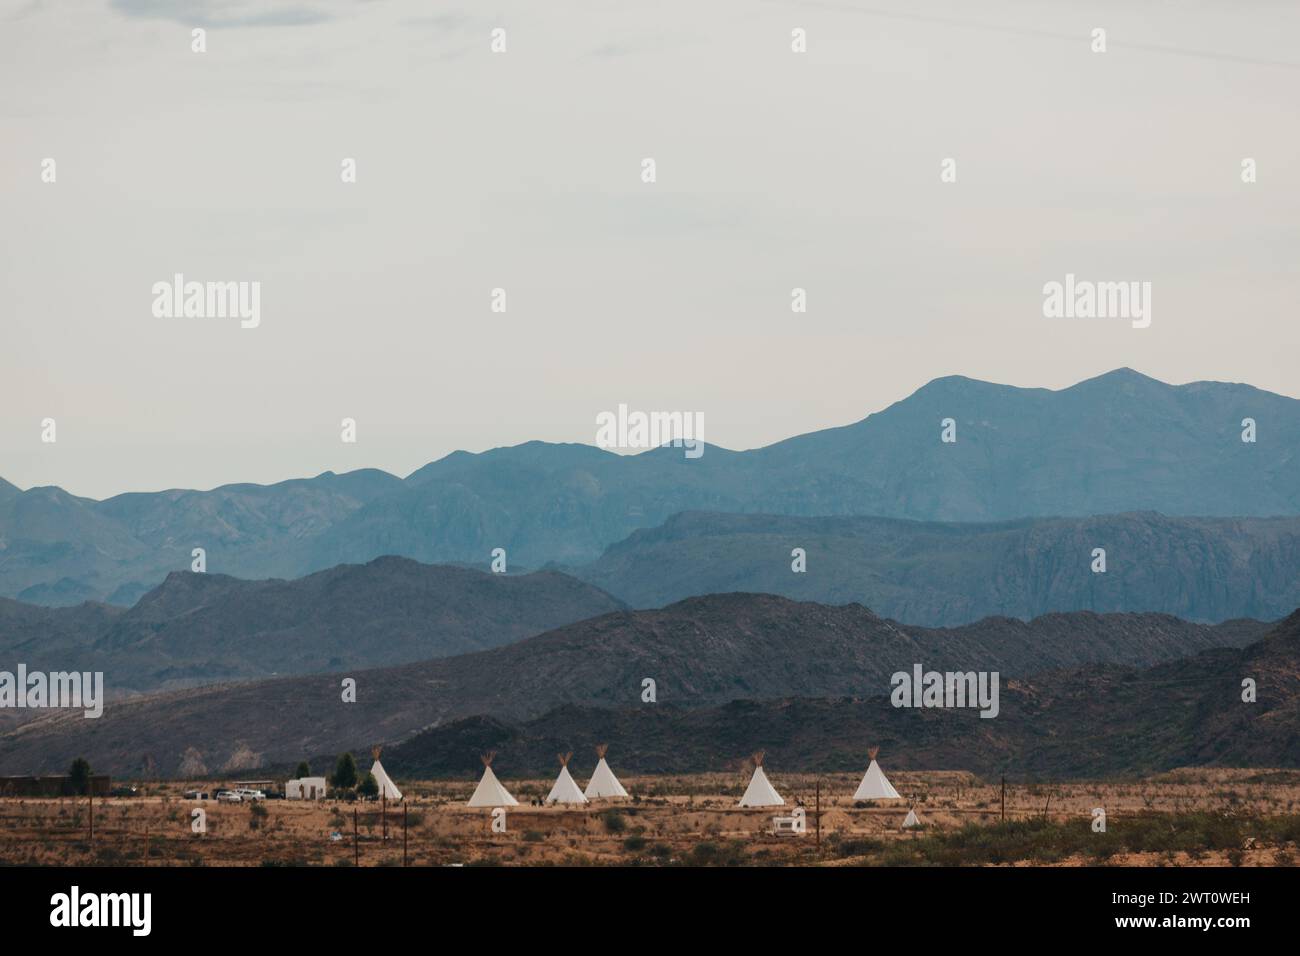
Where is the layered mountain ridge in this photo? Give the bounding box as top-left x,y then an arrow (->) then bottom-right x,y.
575,510 -> 1300,625
3,368 -> 1297,605
0,595 -> 1272,777
0,558 -> 625,695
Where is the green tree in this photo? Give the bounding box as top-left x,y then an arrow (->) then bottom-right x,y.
68,757 -> 91,796
294,761 -> 311,779
332,752 -> 358,790
357,772 -> 378,799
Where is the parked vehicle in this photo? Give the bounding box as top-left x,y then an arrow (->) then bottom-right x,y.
109,786 -> 138,798
233,788 -> 265,801
184,789 -> 210,800
216,790 -> 242,803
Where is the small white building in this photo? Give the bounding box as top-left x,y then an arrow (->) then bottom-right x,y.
286,777 -> 328,800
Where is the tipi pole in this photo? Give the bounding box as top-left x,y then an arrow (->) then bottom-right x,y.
353,806 -> 359,867
1000,775 -> 1005,822
383,791 -> 387,842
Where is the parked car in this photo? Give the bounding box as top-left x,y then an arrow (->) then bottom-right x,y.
216,790 -> 242,803
109,786 -> 138,798
184,789 -> 209,800
233,788 -> 265,801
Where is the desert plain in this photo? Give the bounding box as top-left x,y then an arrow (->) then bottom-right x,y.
2,768 -> 1297,868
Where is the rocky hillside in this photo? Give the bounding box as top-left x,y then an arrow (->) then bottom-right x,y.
0,597 -> 125,733
0,596 -> 1269,776
386,610 -> 1300,781
576,511 -> 1300,625
0,557 -> 625,693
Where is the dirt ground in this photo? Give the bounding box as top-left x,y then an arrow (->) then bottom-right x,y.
2,767 -> 1296,867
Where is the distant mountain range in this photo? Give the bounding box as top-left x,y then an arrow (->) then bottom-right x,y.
575,511 -> 1300,626
384,608 -> 1300,781
0,469 -> 403,606
0,559 -> 624,695
3,368 -> 1297,606
6,517 -> 1289,697
0,594 -> 1270,776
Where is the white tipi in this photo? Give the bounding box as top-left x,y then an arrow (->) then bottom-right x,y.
369,748 -> 402,801
854,747 -> 902,800
546,752 -> 589,805
467,751 -> 519,808
902,808 -> 921,829
584,744 -> 629,799
738,751 -> 785,807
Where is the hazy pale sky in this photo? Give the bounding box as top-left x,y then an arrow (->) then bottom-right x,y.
3,0 -> 1298,498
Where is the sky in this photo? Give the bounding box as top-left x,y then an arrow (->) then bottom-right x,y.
2,0 -> 1298,499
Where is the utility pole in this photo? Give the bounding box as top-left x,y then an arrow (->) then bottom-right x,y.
1000,775 -> 1006,822
382,792 -> 387,842
88,782 -> 94,847
353,806 -> 359,867
403,804 -> 408,867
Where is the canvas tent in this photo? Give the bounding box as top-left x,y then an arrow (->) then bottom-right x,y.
584,744 -> 629,799
468,752 -> 519,808
546,752 -> 589,805
738,751 -> 785,807
366,747 -> 402,801
854,747 -> 901,800
902,808 -> 921,829
369,761 -> 401,801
